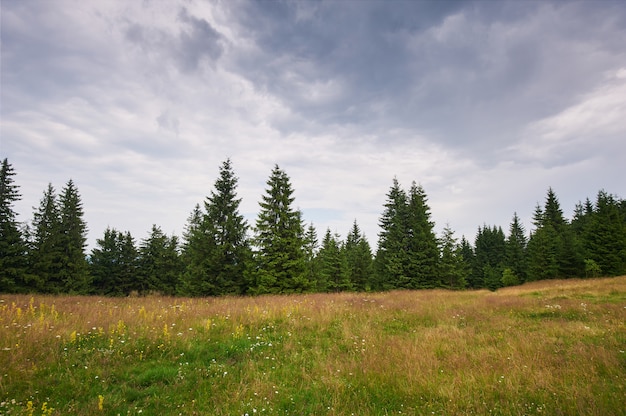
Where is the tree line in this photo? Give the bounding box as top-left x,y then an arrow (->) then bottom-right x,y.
1,157 -> 625,296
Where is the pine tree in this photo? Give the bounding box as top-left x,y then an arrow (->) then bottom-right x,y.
527,188 -> 580,279
90,228 -> 139,296
317,229 -> 352,292
303,223 -> 321,289
404,182 -> 439,289
505,212 -> 528,283
375,178 -> 408,290
180,160 -> 251,296
252,165 -> 308,294
0,159 -> 29,292
139,225 -> 182,295
473,225 -> 506,290
438,224 -> 467,289
204,159 -> 251,295
58,179 -> 91,293
30,184 -> 64,293
584,190 -> 626,276
343,220 -> 374,291
179,204 -> 210,295
459,236 -> 476,288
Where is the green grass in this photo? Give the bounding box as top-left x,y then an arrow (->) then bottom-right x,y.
1,276 -> 625,415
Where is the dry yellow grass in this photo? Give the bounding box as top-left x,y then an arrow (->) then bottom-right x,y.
1,277 -> 624,415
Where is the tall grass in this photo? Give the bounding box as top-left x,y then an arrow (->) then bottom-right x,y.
1,277 -> 624,415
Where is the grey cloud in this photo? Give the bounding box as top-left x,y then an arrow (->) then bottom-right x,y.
123,7 -> 224,74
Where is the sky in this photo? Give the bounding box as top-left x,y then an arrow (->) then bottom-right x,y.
2,0 -> 625,251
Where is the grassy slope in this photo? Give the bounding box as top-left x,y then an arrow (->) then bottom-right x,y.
1,277 -> 625,415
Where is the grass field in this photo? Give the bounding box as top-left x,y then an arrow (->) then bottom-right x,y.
1,277 -> 625,415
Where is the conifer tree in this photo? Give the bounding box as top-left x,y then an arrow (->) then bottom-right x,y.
473,225 -> 506,290
90,228 -> 139,296
317,229 -> 352,292
58,179 -> 90,293
139,225 -> 182,295
30,184 -> 63,293
404,182 -> 440,288
459,236 -> 476,287
438,224 -> 467,289
303,223 -> 321,288
505,212 -> 528,283
375,178 -> 408,290
344,220 -> 374,291
252,165 -> 308,294
584,190 -> 626,276
180,160 -> 251,296
0,159 -> 29,292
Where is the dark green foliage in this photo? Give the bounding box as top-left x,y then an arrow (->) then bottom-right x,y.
317,229 -> 352,292
251,165 -> 308,294
404,182 -> 440,288
438,225 -> 467,289
473,225 -> 506,290
0,159 -> 29,292
458,236 -> 475,286
376,180 -> 439,290
58,179 -> 91,294
375,178 -> 408,290
343,220 -> 374,291
139,225 -> 182,295
505,212 -> 528,283
527,188 -> 584,280
180,160 -> 251,296
90,228 -> 139,296
303,223 -> 321,288
30,184 -> 64,293
584,190 -> 626,276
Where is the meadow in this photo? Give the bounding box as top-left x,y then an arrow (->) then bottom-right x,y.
1,277 -> 625,416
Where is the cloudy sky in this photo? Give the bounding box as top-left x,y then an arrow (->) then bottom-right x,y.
2,0 -> 625,250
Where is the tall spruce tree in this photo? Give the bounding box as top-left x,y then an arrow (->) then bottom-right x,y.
30,184 -> 64,293
375,178 -> 408,290
317,229 -> 352,292
343,220 -> 374,291
180,160 -> 250,296
459,236 -> 476,287
505,212 -> 528,283
584,190 -> 626,276
58,179 -> 90,293
90,228 -> 139,296
303,223 -> 321,289
139,225 -> 182,295
404,182 -> 440,289
252,165 -> 308,294
0,159 -> 29,292
438,224 -> 467,289
473,225 -> 506,290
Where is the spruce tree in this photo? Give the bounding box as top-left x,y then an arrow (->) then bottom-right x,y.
30,184 -> 64,293
505,212 -> 528,283
180,160 -> 250,296
404,182 -> 440,289
473,225 -> 506,290
318,229 -> 352,292
0,159 -> 29,292
139,225 -> 182,295
303,223 -> 321,289
252,165 -> 308,294
204,159 -> 251,295
58,179 -> 90,293
459,236 -> 476,288
438,224 -> 467,289
90,228 -> 139,296
584,190 -> 626,276
375,178 -> 408,290
344,220 -> 374,291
